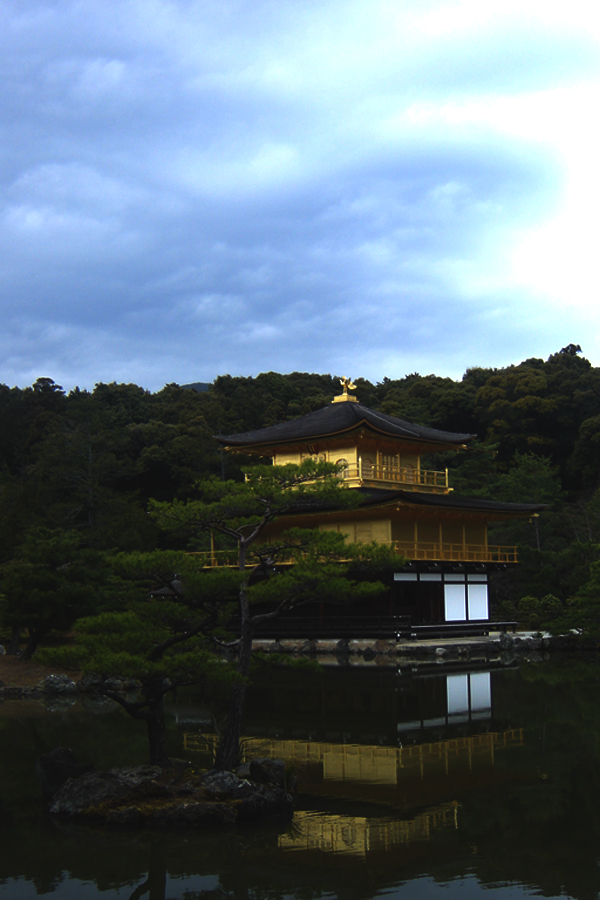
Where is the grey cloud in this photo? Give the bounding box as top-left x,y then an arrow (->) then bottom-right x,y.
0,0 -> 597,390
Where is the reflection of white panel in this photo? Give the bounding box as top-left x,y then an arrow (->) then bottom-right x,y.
444,584 -> 466,621
445,573 -> 465,582
394,573 -> 417,581
468,573 -> 487,582
468,584 -> 489,620
447,675 -> 469,714
420,573 -> 442,581
469,672 -> 491,711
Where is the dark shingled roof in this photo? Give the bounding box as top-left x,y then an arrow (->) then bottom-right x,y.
356,488 -> 547,515
216,402 -> 475,448
281,487 -> 546,518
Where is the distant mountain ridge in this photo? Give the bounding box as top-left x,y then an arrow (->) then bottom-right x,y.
181,382 -> 211,392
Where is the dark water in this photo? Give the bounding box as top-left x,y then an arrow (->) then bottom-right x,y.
2,657 -> 600,900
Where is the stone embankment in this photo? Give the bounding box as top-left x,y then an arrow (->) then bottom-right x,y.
0,672 -> 82,701
0,632 -> 593,703
253,632 -> 590,666
36,747 -> 294,828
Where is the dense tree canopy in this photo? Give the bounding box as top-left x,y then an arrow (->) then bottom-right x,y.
0,527 -> 117,658
4,344 -> 600,641
42,463 -> 395,767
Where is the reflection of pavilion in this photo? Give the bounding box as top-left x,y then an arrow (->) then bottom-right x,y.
183,668 -> 525,858
179,669 -> 525,804
185,726 -> 523,857
185,729 -> 523,790
400,670 -> 493,734
176,667 -> 503,749
278,804 -> 459,857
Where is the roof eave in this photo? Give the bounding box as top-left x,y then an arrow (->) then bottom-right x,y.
214,422 -> 475,452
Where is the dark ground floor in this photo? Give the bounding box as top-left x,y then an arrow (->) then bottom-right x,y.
251,563 -> 514,640
391,564 -> 490,624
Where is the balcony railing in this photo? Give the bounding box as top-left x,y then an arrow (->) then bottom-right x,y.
190,540 -> 518,567
394,541 -> 518,563
340,463 -> 449,492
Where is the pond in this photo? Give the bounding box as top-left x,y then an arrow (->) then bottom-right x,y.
2,656 -> 600,900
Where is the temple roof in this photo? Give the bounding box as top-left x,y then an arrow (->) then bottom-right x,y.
216,402 -> 475,449
356,488 -> 546,515
282,487 -> 546,518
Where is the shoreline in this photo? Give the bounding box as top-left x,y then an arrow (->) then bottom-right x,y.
0,654 -> 81,691
1,631 -> 593,696
252,630 -> 582,665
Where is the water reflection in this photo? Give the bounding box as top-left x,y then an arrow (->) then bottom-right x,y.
279,804 -> 459,856
186,728 -> 524,814
177,664 -> 503,748
2,660 -> 600,899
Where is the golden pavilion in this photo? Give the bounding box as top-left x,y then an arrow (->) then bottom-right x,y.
216,378 -> 544,629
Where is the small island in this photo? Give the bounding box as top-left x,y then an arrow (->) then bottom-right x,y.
37,748 -> 294,828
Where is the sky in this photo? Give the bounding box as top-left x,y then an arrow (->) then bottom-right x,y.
1,0 -> 599,392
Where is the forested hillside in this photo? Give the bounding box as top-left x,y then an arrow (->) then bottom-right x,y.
2,343 -> 600,636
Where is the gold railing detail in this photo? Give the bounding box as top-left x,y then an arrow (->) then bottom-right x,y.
189,540 -> 518,567
276,804 -> 459,855
340,463 -> 449,493
183,731 -> 524,856
184,729 -> 525,778
394,541 -> 518,563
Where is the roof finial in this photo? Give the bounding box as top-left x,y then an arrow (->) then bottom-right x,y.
332,376 -> 359,403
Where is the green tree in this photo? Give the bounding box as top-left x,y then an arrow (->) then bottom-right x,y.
43,462 -> 399,769
42,551 -> 240,766
0,528 -> 115,659
547,558 -> 600,638
150,460 -> 399,770
485,452 -> 563,557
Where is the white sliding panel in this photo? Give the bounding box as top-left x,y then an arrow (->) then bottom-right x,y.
444,583 -> 466,621
447,674 -> 469,714
467,584 -> 489,620
469,672 -> 491,711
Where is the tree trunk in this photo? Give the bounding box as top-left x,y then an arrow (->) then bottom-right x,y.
144,692 -> 170,767
129,840 -> 167,900
214,614 -> 253,771
22,628 -> 43,660
213,681 -> 247,771
8,626 -> 21,655
534,517 -> 541,552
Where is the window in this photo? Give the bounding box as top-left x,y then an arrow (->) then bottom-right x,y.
444,583 -> 466,621
467,584 -> 488,619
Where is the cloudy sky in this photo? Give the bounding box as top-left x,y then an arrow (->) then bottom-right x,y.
1,0 -> 599,391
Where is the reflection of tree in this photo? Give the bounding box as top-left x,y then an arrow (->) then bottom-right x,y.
460,767 -> 600,899
181,893 -> 288,900
129,841 -> 166,900
461,662 -> 600,900
182,891 -> 230,900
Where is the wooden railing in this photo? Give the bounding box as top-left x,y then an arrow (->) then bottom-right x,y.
190,540 -> 518,567
340,463 -> 449,492
394,541 -> 518,563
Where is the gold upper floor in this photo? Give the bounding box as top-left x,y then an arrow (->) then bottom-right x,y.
274,445 -> 451,493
